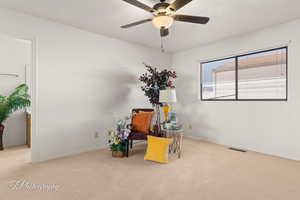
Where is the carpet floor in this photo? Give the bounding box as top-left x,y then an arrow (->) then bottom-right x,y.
1,138 -> 300,200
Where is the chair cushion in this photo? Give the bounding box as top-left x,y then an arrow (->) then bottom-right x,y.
132,112 -> 154,134
144,135 -> 172,164
128,131 -> 148,140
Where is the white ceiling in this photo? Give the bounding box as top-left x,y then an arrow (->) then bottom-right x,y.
0,0 -> 300,52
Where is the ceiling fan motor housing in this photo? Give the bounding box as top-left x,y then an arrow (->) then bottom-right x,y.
153,3 -> 170,13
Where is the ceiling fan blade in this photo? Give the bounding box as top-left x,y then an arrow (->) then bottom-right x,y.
174,15 -> 210,24
168,0 -> 193,11
122,0 -> 155,13
121,19 -> 152,29
160,27 -> 169,37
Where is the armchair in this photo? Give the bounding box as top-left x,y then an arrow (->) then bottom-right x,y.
125,108 -> 161,157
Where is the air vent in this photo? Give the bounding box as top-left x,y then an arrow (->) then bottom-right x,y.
229,147 -> 247,153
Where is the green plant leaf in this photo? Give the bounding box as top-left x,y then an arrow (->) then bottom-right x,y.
0,84 -> 31,124
139,64 -> 177,105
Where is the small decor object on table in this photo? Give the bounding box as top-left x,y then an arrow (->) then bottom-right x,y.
169,112 -> 178,124
162,125 -> 184,159
108,116 -> 131,158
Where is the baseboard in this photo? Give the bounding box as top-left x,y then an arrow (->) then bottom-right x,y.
185,134 -> 300,161
184,134 -> 206,141
32,143 -> 106,163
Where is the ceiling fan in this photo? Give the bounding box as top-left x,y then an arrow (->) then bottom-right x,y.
121,0 -> 210,37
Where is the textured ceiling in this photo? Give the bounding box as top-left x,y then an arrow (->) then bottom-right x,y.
0,0 -> 300,52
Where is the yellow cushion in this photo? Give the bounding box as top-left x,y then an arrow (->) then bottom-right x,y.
144,136 -> 172,163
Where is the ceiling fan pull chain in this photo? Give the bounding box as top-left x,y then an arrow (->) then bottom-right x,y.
161,36 -> 165,53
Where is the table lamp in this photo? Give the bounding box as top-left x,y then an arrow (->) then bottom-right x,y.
159,88 -> 177,121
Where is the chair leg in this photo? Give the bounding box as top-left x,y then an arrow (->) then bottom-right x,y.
130,139 -> 133,149
126,140 -> 129,157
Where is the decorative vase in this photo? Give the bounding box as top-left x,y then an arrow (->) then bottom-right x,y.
0,124 -> 4,151
153,104 -> 162,136
112,150 -> 124,158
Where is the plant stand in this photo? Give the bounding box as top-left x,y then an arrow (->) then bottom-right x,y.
0,125 -> 4,151
162,128 -> 184,159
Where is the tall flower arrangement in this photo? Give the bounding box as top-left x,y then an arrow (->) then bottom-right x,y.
139,64 -> 177,105
108,116 -> 131,152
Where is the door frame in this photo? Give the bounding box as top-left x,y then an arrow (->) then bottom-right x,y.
0,32 -> 37,162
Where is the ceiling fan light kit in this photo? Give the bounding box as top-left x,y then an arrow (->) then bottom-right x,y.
152,15 -> 174,29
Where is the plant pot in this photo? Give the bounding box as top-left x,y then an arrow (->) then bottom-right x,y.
0,124 -> 4,151
112,150 -> 124,158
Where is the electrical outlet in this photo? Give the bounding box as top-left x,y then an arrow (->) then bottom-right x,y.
95,132 -> 99,138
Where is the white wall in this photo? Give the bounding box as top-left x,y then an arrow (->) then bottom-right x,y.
172,19 -> 300,160
0,36 -> 31,147
0,8 -> 171,162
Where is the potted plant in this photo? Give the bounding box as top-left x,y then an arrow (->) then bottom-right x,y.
0,84 -> 31,150
139,64 -> 177,134
108,117 -> 131,157
139,64 -> 177,105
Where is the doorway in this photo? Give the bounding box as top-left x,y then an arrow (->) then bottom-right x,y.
0,34 -> 34,164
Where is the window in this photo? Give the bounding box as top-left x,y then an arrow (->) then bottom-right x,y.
201,47 -> 287,101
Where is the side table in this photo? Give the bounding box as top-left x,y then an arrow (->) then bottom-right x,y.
162,128 -> 184,158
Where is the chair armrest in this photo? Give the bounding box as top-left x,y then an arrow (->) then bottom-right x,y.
126,124 -> 132,130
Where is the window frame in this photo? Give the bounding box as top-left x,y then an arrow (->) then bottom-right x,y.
200,47 -> 288,101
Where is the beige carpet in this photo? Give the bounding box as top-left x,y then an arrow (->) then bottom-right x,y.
1,138 -> 300,200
